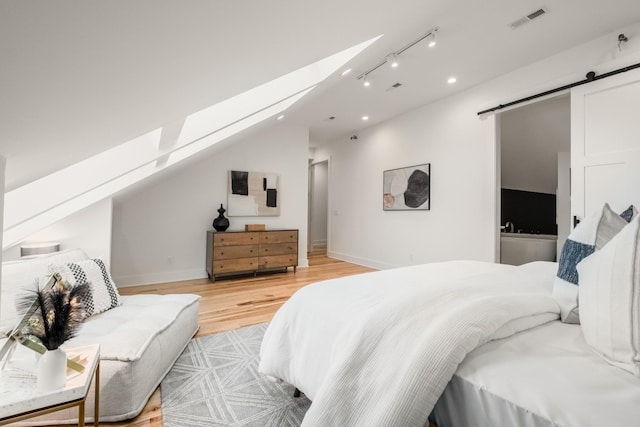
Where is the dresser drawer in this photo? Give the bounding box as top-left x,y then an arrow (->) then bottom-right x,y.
213,245 -> 258,260
259,254 -> 298,270
260,230 -> 298,244
259,243 -> 296,256
214,232 -> 259,246
212,257 -> 258,274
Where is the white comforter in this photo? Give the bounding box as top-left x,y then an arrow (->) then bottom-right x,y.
259,260 -> 560,427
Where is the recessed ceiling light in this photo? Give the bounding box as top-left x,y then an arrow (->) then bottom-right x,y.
447,77 -> 457,84
341,68 -> 352,76
276,115 -> 285,120
362,116 -> 369,121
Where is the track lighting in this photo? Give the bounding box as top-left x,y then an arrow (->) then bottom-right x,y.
428,29 -> 437,48
356,27 -> 438,87
387,53 -> 399,68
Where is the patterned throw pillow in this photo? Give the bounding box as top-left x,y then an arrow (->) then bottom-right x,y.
619,205 -> 638,223
552,203 -> 627,324
50,258 -> 122,317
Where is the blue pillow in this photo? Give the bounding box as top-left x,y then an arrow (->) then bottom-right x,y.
552,203 -> 627,323
619,205 -> 638,223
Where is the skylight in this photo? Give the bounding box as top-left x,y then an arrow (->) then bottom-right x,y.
3,35 -> 382,249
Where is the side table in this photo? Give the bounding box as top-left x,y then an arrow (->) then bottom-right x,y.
0,344 -> 100,427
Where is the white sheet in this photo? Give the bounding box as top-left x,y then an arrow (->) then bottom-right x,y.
259,260 -> 559,427
431,320 -> 640,427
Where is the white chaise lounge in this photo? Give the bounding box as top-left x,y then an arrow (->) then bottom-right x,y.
0,248 -> 200,424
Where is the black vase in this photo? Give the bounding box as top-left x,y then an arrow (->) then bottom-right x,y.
212,204 -> 230,232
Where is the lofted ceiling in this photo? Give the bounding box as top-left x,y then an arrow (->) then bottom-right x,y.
2,0 -> 640,192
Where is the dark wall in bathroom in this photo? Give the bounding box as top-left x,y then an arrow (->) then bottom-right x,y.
501,188 -> 557,235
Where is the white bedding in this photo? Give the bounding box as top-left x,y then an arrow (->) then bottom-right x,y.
431,320 -> 640,427
259,260 -> 559,427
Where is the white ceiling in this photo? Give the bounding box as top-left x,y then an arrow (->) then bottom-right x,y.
2,0 -> 640,192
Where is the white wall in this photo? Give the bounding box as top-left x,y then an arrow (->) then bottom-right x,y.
316,23 -> 640,270
501,95 -> 570,193
2,198 -> 113,264
315,94 -> 499,269
111,124 -> 309,286
310,161 -> 328,246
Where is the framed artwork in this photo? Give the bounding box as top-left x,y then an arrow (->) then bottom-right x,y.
228,170 -> 280,216
383,163 -> 430,211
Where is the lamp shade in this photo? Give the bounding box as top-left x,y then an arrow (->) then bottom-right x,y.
20,242 -> 60,258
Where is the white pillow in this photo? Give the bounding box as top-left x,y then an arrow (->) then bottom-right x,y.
577,215 -> 640,376
552,203 -> 627,323
0,249 -> 89,334
50,258 -> 122,317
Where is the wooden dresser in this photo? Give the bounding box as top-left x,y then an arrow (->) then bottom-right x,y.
206,229 -> 298,282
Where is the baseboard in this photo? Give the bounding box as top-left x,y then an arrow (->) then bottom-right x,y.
114,268 -> 207,287
326,250 -> 398,271
114,260 -> 310,287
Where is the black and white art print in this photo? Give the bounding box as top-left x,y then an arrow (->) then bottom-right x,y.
383,164 -> 430,211
228,170 -> 280,216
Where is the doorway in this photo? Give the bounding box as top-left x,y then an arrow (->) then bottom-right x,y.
308,160 -> 329,254
498,95 -> 571,264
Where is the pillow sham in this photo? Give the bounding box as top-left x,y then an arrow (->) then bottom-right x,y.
552,203 -> 627,323
577,214 -> 640,376
50,258 -> 122,317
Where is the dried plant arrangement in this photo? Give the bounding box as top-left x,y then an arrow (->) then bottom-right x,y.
17,276 -> 90,351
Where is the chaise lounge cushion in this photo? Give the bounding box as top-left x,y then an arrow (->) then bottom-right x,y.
1,249 -> 200,424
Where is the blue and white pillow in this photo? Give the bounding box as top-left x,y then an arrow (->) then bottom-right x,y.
552,203 -> 627,323
620,205 -> 638,223
50,258 -> 122,317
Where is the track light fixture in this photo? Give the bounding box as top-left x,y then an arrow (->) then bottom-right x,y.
357,27 -> 438,86
387,53 -> 399,68
428,29 -> 437,48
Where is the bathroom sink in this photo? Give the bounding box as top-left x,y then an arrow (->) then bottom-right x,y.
500,233 -> 557,265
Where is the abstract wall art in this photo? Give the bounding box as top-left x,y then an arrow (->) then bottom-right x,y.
228,170 -> 280,216
383,163 -> 430,211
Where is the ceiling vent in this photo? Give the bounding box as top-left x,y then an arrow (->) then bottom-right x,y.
510,7 -> 548,29
387,82 -> 403,92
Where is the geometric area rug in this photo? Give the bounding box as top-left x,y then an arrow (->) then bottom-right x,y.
161,322 -> 311,426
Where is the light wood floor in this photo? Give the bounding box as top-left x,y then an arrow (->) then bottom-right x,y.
103,248 -> 373,427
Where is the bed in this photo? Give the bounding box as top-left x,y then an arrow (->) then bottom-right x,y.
259,204 -> 640,427
430,320 -> 640,427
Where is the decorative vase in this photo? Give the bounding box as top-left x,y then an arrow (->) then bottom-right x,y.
37,348 -> 67,392
212,204 -> 230,232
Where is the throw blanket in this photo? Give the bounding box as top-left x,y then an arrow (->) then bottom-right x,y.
259,260 -> 559,427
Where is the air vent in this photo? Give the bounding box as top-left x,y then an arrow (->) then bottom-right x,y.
386,82 -> 403,92
510,7 -> 548,29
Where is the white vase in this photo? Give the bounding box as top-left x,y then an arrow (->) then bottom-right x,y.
37,348 -> 67,392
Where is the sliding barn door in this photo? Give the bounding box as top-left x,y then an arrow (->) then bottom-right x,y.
571,67 -> 640,223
